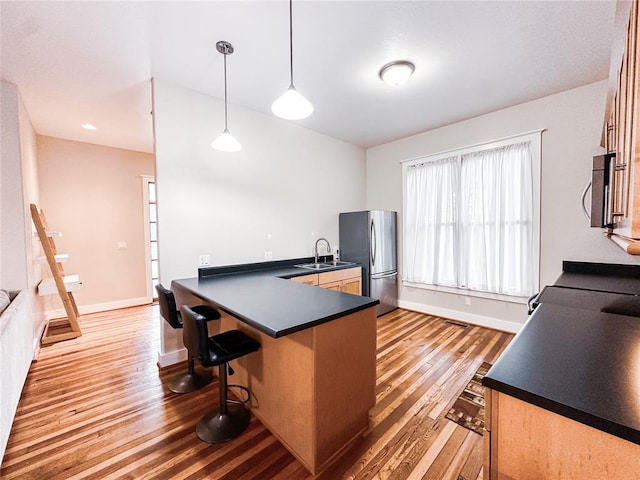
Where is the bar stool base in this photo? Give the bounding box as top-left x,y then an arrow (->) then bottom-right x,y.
168,369 -> 213,394
196,404 -> 251,444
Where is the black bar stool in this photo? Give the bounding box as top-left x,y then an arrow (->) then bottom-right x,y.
156,284 -> 221,393
180,305 -> 260,444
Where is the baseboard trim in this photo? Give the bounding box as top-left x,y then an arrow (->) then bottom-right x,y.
398,300 -> 523,333
33,321 -> 46,358
45,296 -> 151,320
157,348 -> 187,368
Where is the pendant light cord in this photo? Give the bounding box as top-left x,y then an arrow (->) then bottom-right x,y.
223,50 -> 229,130
289,0 -> 294,86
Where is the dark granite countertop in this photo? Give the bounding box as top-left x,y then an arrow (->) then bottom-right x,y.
172,258 -> 379,338
483,302 -> 640,445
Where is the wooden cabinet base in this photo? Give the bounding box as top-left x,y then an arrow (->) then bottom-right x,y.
292,267 -> 362,294
219,306 -> 376,476
319,267 -> 362,295
484,389 -> 640,480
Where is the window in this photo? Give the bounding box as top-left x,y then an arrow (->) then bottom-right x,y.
141,175 -> 158,301
402,132 -> 540,299
148,181 -> 159,298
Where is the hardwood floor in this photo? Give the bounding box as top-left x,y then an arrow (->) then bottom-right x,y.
1,305 -> 512,479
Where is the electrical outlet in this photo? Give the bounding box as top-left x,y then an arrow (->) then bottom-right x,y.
198,254 -> 211,266
464,297 -> 471,306
117,241 -> 127,250
264,251 -> 273,260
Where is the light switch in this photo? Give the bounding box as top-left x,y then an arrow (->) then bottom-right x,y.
117,241 -> 127,250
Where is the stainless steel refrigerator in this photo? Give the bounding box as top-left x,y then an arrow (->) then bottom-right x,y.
339,210 -> 398,316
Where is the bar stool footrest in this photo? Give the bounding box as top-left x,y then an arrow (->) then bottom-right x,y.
228,384 -> 251,405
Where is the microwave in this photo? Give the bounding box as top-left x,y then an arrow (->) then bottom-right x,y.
590,152 -> 616,228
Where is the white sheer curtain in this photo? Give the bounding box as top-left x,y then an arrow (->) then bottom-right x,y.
458,142 -> 534,296
404,141 -> 534,297
404,156 -> 459,286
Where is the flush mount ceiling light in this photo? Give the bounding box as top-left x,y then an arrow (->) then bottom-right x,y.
211,40 -> 242,152
81,123 -> 97,130
379,60 -> 415,87
271,0 -> 313,120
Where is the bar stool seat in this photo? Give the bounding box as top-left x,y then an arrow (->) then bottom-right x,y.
181,305 -> 260,444
156,284 -> 221,393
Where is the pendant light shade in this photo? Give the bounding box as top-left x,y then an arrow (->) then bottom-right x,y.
271,0 -> 313,120
211,128 -> 242,152
212,40 -> 242,152
271,85 -> 313,120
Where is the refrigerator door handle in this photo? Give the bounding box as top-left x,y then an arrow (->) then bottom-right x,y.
371,271 -> 397,279
371,219 -> 376,267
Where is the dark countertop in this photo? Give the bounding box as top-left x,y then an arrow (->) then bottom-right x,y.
483,302 -> 640,445
555,260 -> 640,295
535,285 -> 640,317
172,259 -> 379,338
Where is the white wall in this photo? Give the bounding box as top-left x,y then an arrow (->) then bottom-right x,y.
1,81 -> 29,290
152,79 -> 366,357
366,81 -> 640,332
17,82 -> 44,343
37,136 -> 155,314
0,80 -> 43,330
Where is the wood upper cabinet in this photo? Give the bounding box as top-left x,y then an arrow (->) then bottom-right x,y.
606,0 -> 640,239
318,267 -> 362,295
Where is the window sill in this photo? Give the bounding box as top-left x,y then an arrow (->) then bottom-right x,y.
402,280 -> 529,305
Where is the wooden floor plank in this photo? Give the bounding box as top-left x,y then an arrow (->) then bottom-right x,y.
1,305 -> 512,479
457,430 -> 485,480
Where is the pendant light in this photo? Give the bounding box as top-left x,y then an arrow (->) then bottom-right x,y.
271,0 -> 313,120
211,41 -> 242,152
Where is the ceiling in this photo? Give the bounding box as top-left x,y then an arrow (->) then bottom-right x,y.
1,1 -> 618,154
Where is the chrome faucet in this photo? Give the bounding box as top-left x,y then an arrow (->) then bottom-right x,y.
314,237 -> 332,264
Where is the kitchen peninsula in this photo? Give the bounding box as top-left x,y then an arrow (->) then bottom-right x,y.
171,258 -> 379,476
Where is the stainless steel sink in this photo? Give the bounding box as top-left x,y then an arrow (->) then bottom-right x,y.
294,263 -> 334,270
322,261 -> 356,267
294,261 -> 356,270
